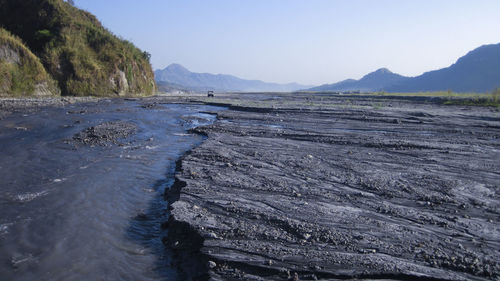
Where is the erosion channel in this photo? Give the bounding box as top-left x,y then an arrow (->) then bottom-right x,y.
0,98 -> 224,281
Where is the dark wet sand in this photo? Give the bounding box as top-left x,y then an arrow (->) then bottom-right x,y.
164,93 -> 500,280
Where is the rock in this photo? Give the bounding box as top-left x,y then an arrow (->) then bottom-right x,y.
207,232 -> 218,239
71,121 -> 136,146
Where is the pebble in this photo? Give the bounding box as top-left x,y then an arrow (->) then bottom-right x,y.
207,232 -> 218,239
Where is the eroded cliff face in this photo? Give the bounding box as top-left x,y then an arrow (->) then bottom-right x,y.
107,60 -> 156,97
0,44 -> 20,64
0,29 -> 59,97
109,70 -> 129,96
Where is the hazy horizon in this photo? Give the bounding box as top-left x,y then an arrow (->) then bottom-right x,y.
73,0 -> 500,85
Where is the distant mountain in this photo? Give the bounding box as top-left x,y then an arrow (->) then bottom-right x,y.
307,43 -> 500,93
155,64 -> 311,92
156,80 -> 203,94
386,43 -> 500,93
308,68 -> 409,92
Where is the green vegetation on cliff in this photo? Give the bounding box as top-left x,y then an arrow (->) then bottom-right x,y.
0,0 -> 156,96
0,28 -> 59,97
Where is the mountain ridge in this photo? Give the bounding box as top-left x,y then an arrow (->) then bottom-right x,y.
155,64 -> 311,92
307,43 -> 500,93
308,68 -> 409,92
386,43 -> 500,93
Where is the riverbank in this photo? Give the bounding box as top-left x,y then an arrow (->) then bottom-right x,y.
165,92 -> 500,280
0,97 -> 97,119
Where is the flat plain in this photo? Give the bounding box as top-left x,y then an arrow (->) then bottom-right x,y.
165,92 -> 500,280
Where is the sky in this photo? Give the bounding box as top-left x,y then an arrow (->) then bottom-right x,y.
73,0 -> 500,86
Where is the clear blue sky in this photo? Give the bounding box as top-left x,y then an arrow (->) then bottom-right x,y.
73,0 -> 500,85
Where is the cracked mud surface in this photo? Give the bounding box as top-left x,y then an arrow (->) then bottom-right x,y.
166,93 -> 500,280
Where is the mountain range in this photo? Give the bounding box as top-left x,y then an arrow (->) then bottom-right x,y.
155,64 -> 311,92
308,43 -> 500,93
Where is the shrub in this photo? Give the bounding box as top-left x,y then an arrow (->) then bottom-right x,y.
492,88 -> 500,103
0,28 -> 59,96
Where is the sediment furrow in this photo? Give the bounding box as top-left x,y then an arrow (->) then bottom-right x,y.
166,96 -> 499,280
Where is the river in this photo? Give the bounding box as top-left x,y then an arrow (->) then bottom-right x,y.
0,99 -> 223,281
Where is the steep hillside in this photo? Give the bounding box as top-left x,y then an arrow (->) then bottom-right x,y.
387,43 -> 500,93
308,68 -> 409,92
155,64 -> 310,92
0,28 -> 59,96
0,0 -> 155,96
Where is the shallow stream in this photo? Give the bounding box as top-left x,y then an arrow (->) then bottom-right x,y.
0,100 -> 223,280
